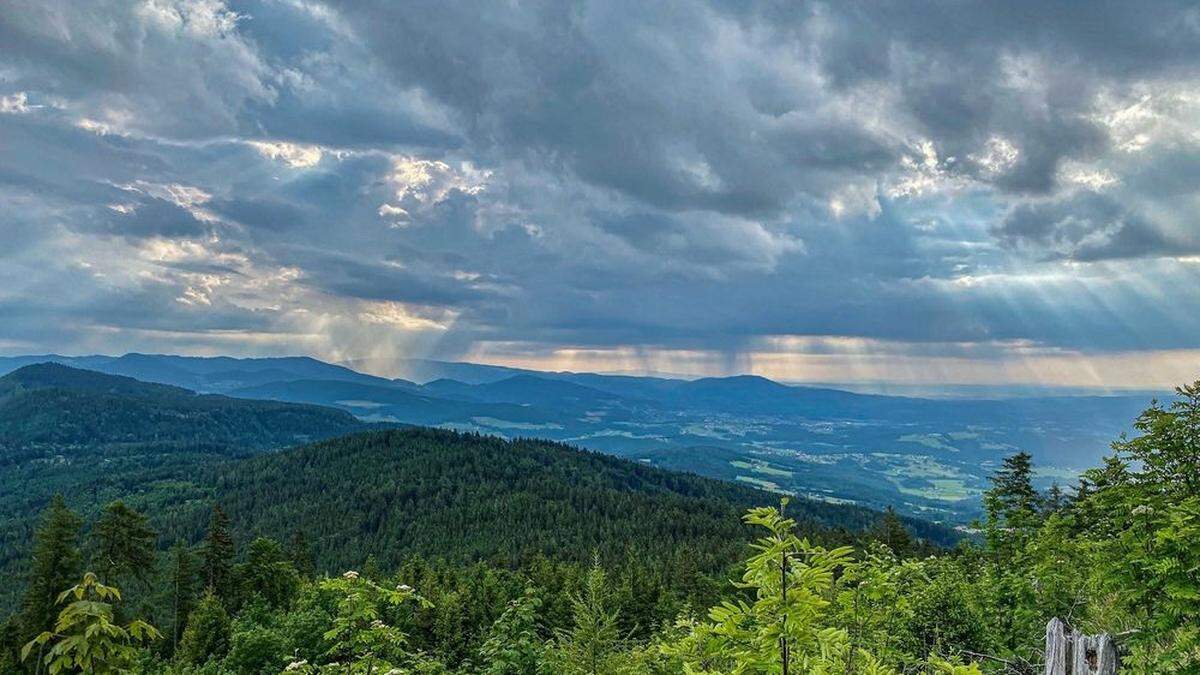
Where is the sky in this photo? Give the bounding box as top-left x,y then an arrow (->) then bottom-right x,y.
2,0 -> 1200,388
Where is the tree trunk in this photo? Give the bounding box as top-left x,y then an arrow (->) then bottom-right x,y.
1044,617 -> 1119,675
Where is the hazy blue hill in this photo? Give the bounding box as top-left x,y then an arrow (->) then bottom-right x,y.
230,378 -> 568,426
463,374 -> 648,411
0,363 -> 368,450
552,371 -> 687,399
0,361 -> 193,400
0,354 -> 119,375
420,378 -> 485,400
0,353 -> 409,393
388,358 -> 539,384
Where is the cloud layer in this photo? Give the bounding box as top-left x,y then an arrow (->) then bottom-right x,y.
2,0 -> 1200,386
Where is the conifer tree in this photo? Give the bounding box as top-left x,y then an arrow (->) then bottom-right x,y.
550,561 -> 624,675
19,496 -> 83,641
201,505 -> 234,600
178,591 -> 231,665
94,500 -> 156,585
982,452 -> 1042,550
870,507 -> 913,557
288,530 -> 315,578
1042,483 -> 1068,514
166,541 -> 197,654
235,537 -> 299,610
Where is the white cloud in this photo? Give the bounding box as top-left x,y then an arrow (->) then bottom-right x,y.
386,157 -> 490,207
0,92 -> 33,114
248,140 -> 323,168
970,136 -> 1020,178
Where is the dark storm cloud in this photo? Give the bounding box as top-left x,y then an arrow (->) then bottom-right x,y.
993,193 -> 1199,261
2,0 -> 1200,366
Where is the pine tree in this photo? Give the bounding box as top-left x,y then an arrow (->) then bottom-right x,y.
166,541 -> 197,655
93,500 -> 157,585
982,452 -> 1042,550
1043,483 -> 1068,514
235,538 -> 299,610
550,561 -> 624,675
870,507 -> 913,556
19,496 -> 83,641
200,505 -> 234,601
288,530 -> 315,578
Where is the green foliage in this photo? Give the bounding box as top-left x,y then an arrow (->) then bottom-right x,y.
19,496 -> 83,640
306,570 -> 434,673
547,562 -> 630,675
236,538 -> 300,611
224,608 -> 288,675
665,499 -> 876,674
200,506 -> 234,603
478,587 -> 546,675
94,500 -> 157,586
21,572 -> 161,674
1078,382 -> 1200,670
178,591 -> 231,665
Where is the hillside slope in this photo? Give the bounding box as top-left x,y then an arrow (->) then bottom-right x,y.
129,428 -> 958,575
0,363 -> 366,451
0,364 -> 376,600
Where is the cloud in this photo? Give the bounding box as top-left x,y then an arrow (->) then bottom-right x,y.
993,192 -> 1200,261
2,0 -> 1200,385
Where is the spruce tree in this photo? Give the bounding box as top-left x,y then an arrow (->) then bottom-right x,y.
1043,483 -> 1068,514
870,506 -> 913,556
235,538 -> 299,610
167,541 -> 197,655
93,500 -> 156,585
982,451 -> 1042,550
201,505 -> 235,601
287,530 -> 315,578
550,562 -> 624,674
19,496 -> 83,640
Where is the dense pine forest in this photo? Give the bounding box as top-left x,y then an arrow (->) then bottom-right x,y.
2,376 -> 1200,672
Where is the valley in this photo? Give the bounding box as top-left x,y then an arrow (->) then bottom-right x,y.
0,354 -> 1155,524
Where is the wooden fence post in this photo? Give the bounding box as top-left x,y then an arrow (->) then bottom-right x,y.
1044,617 -> 1118,675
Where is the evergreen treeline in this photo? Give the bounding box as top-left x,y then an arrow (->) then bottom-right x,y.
4,375 -> 1200,672
0,363 -> 372,605
166,428 -> 951,575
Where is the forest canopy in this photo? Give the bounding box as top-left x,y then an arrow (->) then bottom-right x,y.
2,382 -> 1199,673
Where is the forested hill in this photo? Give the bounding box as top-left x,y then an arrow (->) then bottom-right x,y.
0,363 -> 375,599
0,367 -> 956,612
0,363 -> 368,450
156,428 -> 956,574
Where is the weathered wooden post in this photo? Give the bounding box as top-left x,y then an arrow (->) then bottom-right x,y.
1044,618 -> 1118,675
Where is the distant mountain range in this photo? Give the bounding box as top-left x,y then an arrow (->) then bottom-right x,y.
0,363 -> 959,609
0,353 -> 1163,522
